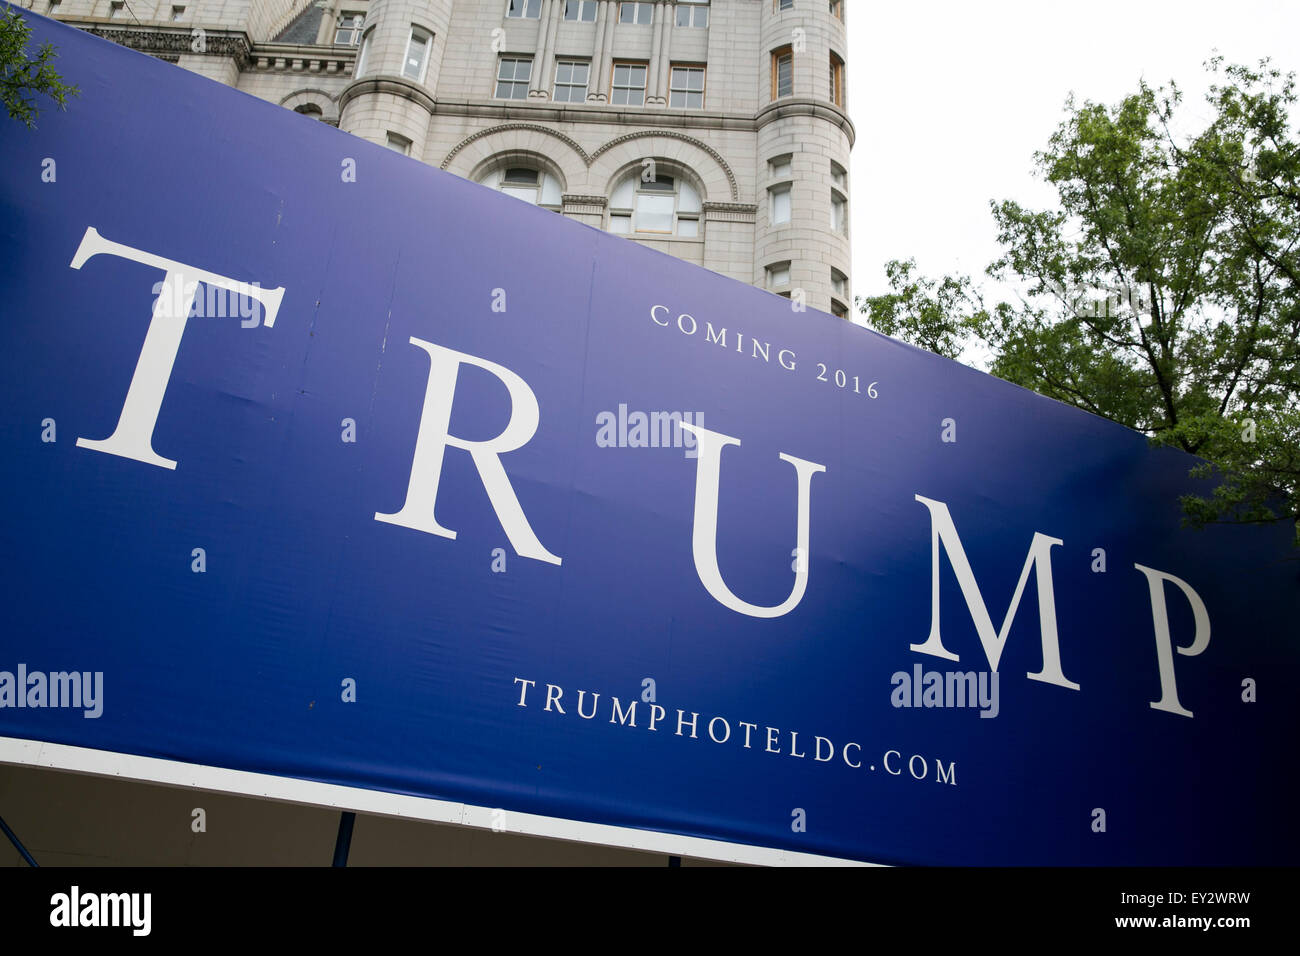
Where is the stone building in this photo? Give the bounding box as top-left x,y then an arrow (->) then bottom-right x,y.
45,0 -> 853,314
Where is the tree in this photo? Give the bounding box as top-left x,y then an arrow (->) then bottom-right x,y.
860,58 -> 1300,547
1,8 -> 78,128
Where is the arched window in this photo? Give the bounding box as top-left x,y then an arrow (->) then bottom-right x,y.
477,165 -> 563,211
403,27 -> 432,83
355,27 -> 374,77
294,103 -> 324,120
771,45 -> 793,99
607,170 -> 702,237
829,52 -> 844,107
831,188 -> 847,234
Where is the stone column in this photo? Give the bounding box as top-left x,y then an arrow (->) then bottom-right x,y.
652,0 -> 673,105
530,0 -> 560,98
591,0 -> 616,102
645,1 -> 665,105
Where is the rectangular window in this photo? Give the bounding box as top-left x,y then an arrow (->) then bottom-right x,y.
619,2 -> 653,24
403,29 -> 431,83
776,0 -> 794,10
829,0 -> 843,19
831,269 -> 847,298
676,1 -> 708,27
611,61 -> 647,106
554,60 -> 590,103
769,154 -> 792,180
831,191 -> 847,233
47,0 -> 61,11
831,300 -> 848,319
829,53 -> 844,107
564,0 -> 597,20
769,185 -> 791,225
636,193 -> 675,233
496,57 -> 533,99
772,46 -> 793,98
335,13 -> 364,45
501,167 -> 540,203
170,5 -> 186,21
669,66 -> 705,109
386,133 -> 411,155
507,0 -> 542,19
767,262 -> 791,289
830,161 -> 846,190
109,1 -> 125,17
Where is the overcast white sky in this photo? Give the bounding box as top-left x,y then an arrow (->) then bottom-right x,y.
845,0 -> 1300,325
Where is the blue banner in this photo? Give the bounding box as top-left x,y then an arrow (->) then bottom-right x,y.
1,11 -> 1296,865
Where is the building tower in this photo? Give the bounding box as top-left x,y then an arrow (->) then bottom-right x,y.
755,0 -> 851,316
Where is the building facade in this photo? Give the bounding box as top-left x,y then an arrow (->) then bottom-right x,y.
44,0 -> 853,314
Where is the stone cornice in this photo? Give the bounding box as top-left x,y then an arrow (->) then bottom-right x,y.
66,20 -> 252,68
64,19 -> 358,73
703,201 -> 759,223
249,42 -> 357,76
429,98 -> 762,135
338,76 -> 437,115
255,41 -> 359,59
343,94 -> 855,152
755,97 -> 856,146
561,194 -> 608,215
